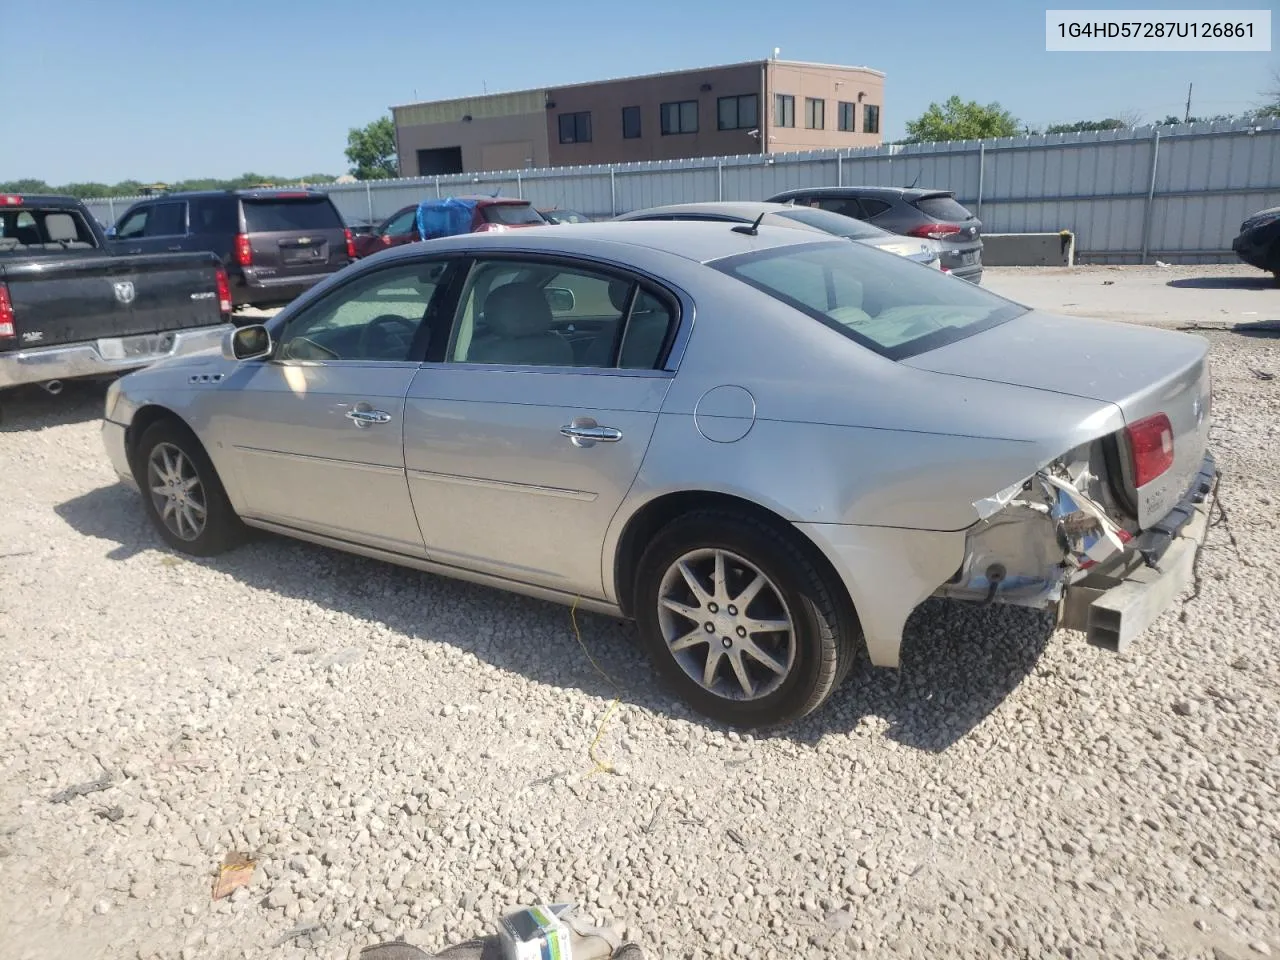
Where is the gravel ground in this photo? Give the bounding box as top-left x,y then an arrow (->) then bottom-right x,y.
1,265 -> 1278,960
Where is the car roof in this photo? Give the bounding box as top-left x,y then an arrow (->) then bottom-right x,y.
131,189 -> 334,201
773,186 -> 953,201
379,219 -> 833,265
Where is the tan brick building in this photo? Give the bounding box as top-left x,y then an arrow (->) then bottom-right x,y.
391,59 -> 885,176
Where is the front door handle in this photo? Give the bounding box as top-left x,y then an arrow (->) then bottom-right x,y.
346,408 -> 392,426
167,244 -> 182,251
561,418 -> 622,448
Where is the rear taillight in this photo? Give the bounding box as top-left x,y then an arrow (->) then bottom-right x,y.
908,223 -> 963,240
235,233 -> 252,267
1127,413 -> 1175,487
0,282 -> 14,339
215,267 -> 232,315
344,228 -> 356,260
1,195 -> 22,206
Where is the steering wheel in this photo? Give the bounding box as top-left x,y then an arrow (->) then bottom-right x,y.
358,314 -> 418,359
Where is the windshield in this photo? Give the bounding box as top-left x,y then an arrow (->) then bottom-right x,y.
242,197 -> 342,232
713,240 -> 1025,360
772,206 -> 890,241
481,203 -> 545,226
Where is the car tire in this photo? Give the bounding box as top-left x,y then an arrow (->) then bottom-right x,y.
633,509 -> 860,728
133,419 -> 244,557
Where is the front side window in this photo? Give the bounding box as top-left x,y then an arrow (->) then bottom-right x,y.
717,94 -> 758,131
660,100 -> 698,135
805,97 -> 825,130
773,94 -> 795,128
863,104 -> 880,134
838,101 -> 855,132
622,105 -> 642,139
712,240 -> 1025,360
447,258 -> 675,370
558,111 -> 592,144
115,207 -> 150,239
276,260 -> 448,362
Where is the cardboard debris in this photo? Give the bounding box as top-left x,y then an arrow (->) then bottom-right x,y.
212,850 -> 256,900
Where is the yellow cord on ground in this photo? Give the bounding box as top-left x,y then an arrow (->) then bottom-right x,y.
570,597 -> 621,777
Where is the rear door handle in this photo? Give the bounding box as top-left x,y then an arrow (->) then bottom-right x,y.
167,245 -> 182,251
561,418 -> 622,447
346,408 -> 392,426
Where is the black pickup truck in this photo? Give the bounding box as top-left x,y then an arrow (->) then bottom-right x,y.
0,193 -> 232,395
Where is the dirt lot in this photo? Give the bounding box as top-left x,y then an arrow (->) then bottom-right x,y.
1,264 -> 1277,960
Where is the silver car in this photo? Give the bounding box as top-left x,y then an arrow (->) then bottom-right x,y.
101,222 -> 1215,728
615,201 -> 942,269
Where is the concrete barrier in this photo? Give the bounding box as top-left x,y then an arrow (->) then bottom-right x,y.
981,232 -> 1076,267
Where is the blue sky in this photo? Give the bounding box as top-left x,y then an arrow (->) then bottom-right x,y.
5,0 -> 1275,184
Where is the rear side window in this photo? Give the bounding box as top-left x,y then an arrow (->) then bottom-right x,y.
189,197 -> 240,234
859,198 -> 894,218
145,201 -> 187,236
0,208 -> 97,249
814,197 -> 865,220
912,195 -> 974,221
242,197 -> 342,233
481,204 -> 545,226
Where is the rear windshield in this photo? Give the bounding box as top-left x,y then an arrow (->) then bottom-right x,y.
241,197 -> 342,233
0,208 -> 98,253
481,203 -> 545,226
771,206 -> 889,241
912,194 -> 974,222
712,240 -> 1025,361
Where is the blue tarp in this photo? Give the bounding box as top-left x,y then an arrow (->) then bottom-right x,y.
416,197 -> 477,241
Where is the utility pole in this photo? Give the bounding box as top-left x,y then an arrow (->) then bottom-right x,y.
1184,82 -> 1193,123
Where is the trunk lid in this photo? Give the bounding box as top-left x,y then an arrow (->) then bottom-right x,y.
902,309 -> 1211,528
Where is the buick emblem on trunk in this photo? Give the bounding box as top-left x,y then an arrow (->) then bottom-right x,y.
113,281 -> 136,305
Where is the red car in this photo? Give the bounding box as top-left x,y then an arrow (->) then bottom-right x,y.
351,197 -> 547,258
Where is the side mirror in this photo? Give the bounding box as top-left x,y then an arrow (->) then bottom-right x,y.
544,286 -> 575,313
222,323 -> 272,361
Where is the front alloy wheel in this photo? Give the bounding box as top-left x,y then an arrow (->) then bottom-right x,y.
147,442 -> 207,542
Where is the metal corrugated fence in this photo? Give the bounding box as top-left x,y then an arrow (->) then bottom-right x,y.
83,118 -> 1280,265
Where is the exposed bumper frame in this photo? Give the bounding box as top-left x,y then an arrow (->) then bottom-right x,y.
1059,451 -> 1218,651
0,324 -> 231,390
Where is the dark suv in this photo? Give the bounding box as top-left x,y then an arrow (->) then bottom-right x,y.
110,189 -> 353,309
767,186 -> 984,284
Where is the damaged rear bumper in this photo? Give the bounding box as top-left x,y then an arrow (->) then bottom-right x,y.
1059,451 -> 1217,651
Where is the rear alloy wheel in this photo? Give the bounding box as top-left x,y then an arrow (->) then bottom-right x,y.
635,510 -> 859,728
135,420 -> 244,556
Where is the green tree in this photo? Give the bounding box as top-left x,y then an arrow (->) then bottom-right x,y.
903,96 -> 1020,142
1045,118 -> 1128,134
344,116 -> 398,180
0,178 -> 53,193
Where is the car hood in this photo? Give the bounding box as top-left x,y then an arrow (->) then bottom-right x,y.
900,309 -> 1206,408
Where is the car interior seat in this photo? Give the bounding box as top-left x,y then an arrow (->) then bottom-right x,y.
466,282 -> 574,366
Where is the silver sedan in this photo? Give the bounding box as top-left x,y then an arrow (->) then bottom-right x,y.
101,222 -> 1216,727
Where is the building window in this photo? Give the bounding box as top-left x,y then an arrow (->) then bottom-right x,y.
838,101 -> 856,132
622,105 -> 642,139
773,94 -> 795,128
660,100 -> 698,135
863,104 -> 880,134
558,111 -> 592,144
717,94 -> 758,131
805,98 -> 825,130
